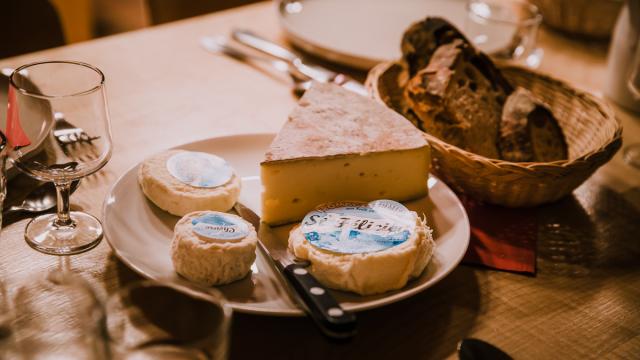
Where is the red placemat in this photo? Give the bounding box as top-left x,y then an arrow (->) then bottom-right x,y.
460,195 -> 537,274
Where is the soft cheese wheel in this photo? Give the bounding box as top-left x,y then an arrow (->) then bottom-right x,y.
138,150 -> 241,216
171,211 -> 257,286
288,201 -> 435,296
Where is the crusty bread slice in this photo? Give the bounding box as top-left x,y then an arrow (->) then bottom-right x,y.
401,17 -> 470,77
405,39 -> 507,159
401,17 -> 513,96
499,87 -> 568,162
400,17 -> 566,162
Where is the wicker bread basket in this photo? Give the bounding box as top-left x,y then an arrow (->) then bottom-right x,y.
366,61 -> 623,207
530,0 -> 623,40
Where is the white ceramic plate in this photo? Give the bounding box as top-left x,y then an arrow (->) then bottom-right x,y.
278,0 -> 467,70
103,133 -> 470,316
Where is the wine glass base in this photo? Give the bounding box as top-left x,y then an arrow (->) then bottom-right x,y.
24,211 -> 103,256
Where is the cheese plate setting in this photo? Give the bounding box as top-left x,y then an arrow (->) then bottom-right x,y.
3,0 -> 637,357
103,132 -> 470,316
105,81 -> 474,318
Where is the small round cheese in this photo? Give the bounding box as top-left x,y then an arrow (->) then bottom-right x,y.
171,211 -> 257,286
288,213 -> 434,296
138,150 -> 241,216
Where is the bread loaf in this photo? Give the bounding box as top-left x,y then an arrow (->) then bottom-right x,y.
401,17 -> 513,95
400,17 -> 568,163
499,87 -> 568,162
401,17 -> 470,77
405,39 -> 508,158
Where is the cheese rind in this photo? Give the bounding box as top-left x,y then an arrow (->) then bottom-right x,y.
138,150 -> 241,216
261,82 -> 431,225
288,214 -> 434,295
171,211 -> 257,286
264,82 -> 428,162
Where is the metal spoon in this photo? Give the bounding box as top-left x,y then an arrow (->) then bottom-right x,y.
3,180 -> 80,217
458,338 -> 512,360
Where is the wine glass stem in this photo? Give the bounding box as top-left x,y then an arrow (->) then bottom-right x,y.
58,256 -> 71,272
54,182 -> 74,227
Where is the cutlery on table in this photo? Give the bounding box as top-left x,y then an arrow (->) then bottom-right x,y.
200,35 -> 312,96
53,112 -> 100,146
3,180 -> 81,217
234,202 -> 357,340
458,338 -> 513,360
231,29 -> 368,96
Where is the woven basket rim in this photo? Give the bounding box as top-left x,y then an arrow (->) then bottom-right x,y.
366,61 -> 624,173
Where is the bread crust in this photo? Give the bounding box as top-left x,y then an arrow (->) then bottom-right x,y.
405,39 -> 505,158
499,87 -> 568,162
400,17 -> 568,162
401,17 -> 470,77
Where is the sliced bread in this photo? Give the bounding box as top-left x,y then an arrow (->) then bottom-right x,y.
401,17 -> 470,77
499,87 -> 568,162
401,17 -> 513,96
405,39 -> 508,158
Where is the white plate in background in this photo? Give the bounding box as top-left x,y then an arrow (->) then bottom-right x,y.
278,0 -> 467,70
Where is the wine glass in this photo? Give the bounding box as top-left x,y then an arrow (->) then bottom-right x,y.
0,275 -> 19,359
6,61 -> 112,255
12,270 -> 109,359
623,46 -> 640,169
106,279 -> 232,360
465,0 -> 543,68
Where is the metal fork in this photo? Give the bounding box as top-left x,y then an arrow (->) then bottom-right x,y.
200,36 -> 312,96
53,112 -> 99,145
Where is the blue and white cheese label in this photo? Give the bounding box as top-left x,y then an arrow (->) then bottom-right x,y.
166,151 -> 233,188
192,213 -> 249,241
300,200 -> 416,254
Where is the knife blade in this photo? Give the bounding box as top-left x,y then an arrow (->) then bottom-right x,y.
200,36 -> 311,82
234,202 -> 357,340
231,29 -> 369,96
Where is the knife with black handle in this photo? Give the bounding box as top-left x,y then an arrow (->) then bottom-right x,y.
234,203 -> 357,340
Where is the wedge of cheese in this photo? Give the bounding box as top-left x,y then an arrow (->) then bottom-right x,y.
261,82 -> 431,225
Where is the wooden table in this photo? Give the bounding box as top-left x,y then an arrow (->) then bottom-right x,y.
1,2 -> 639,359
